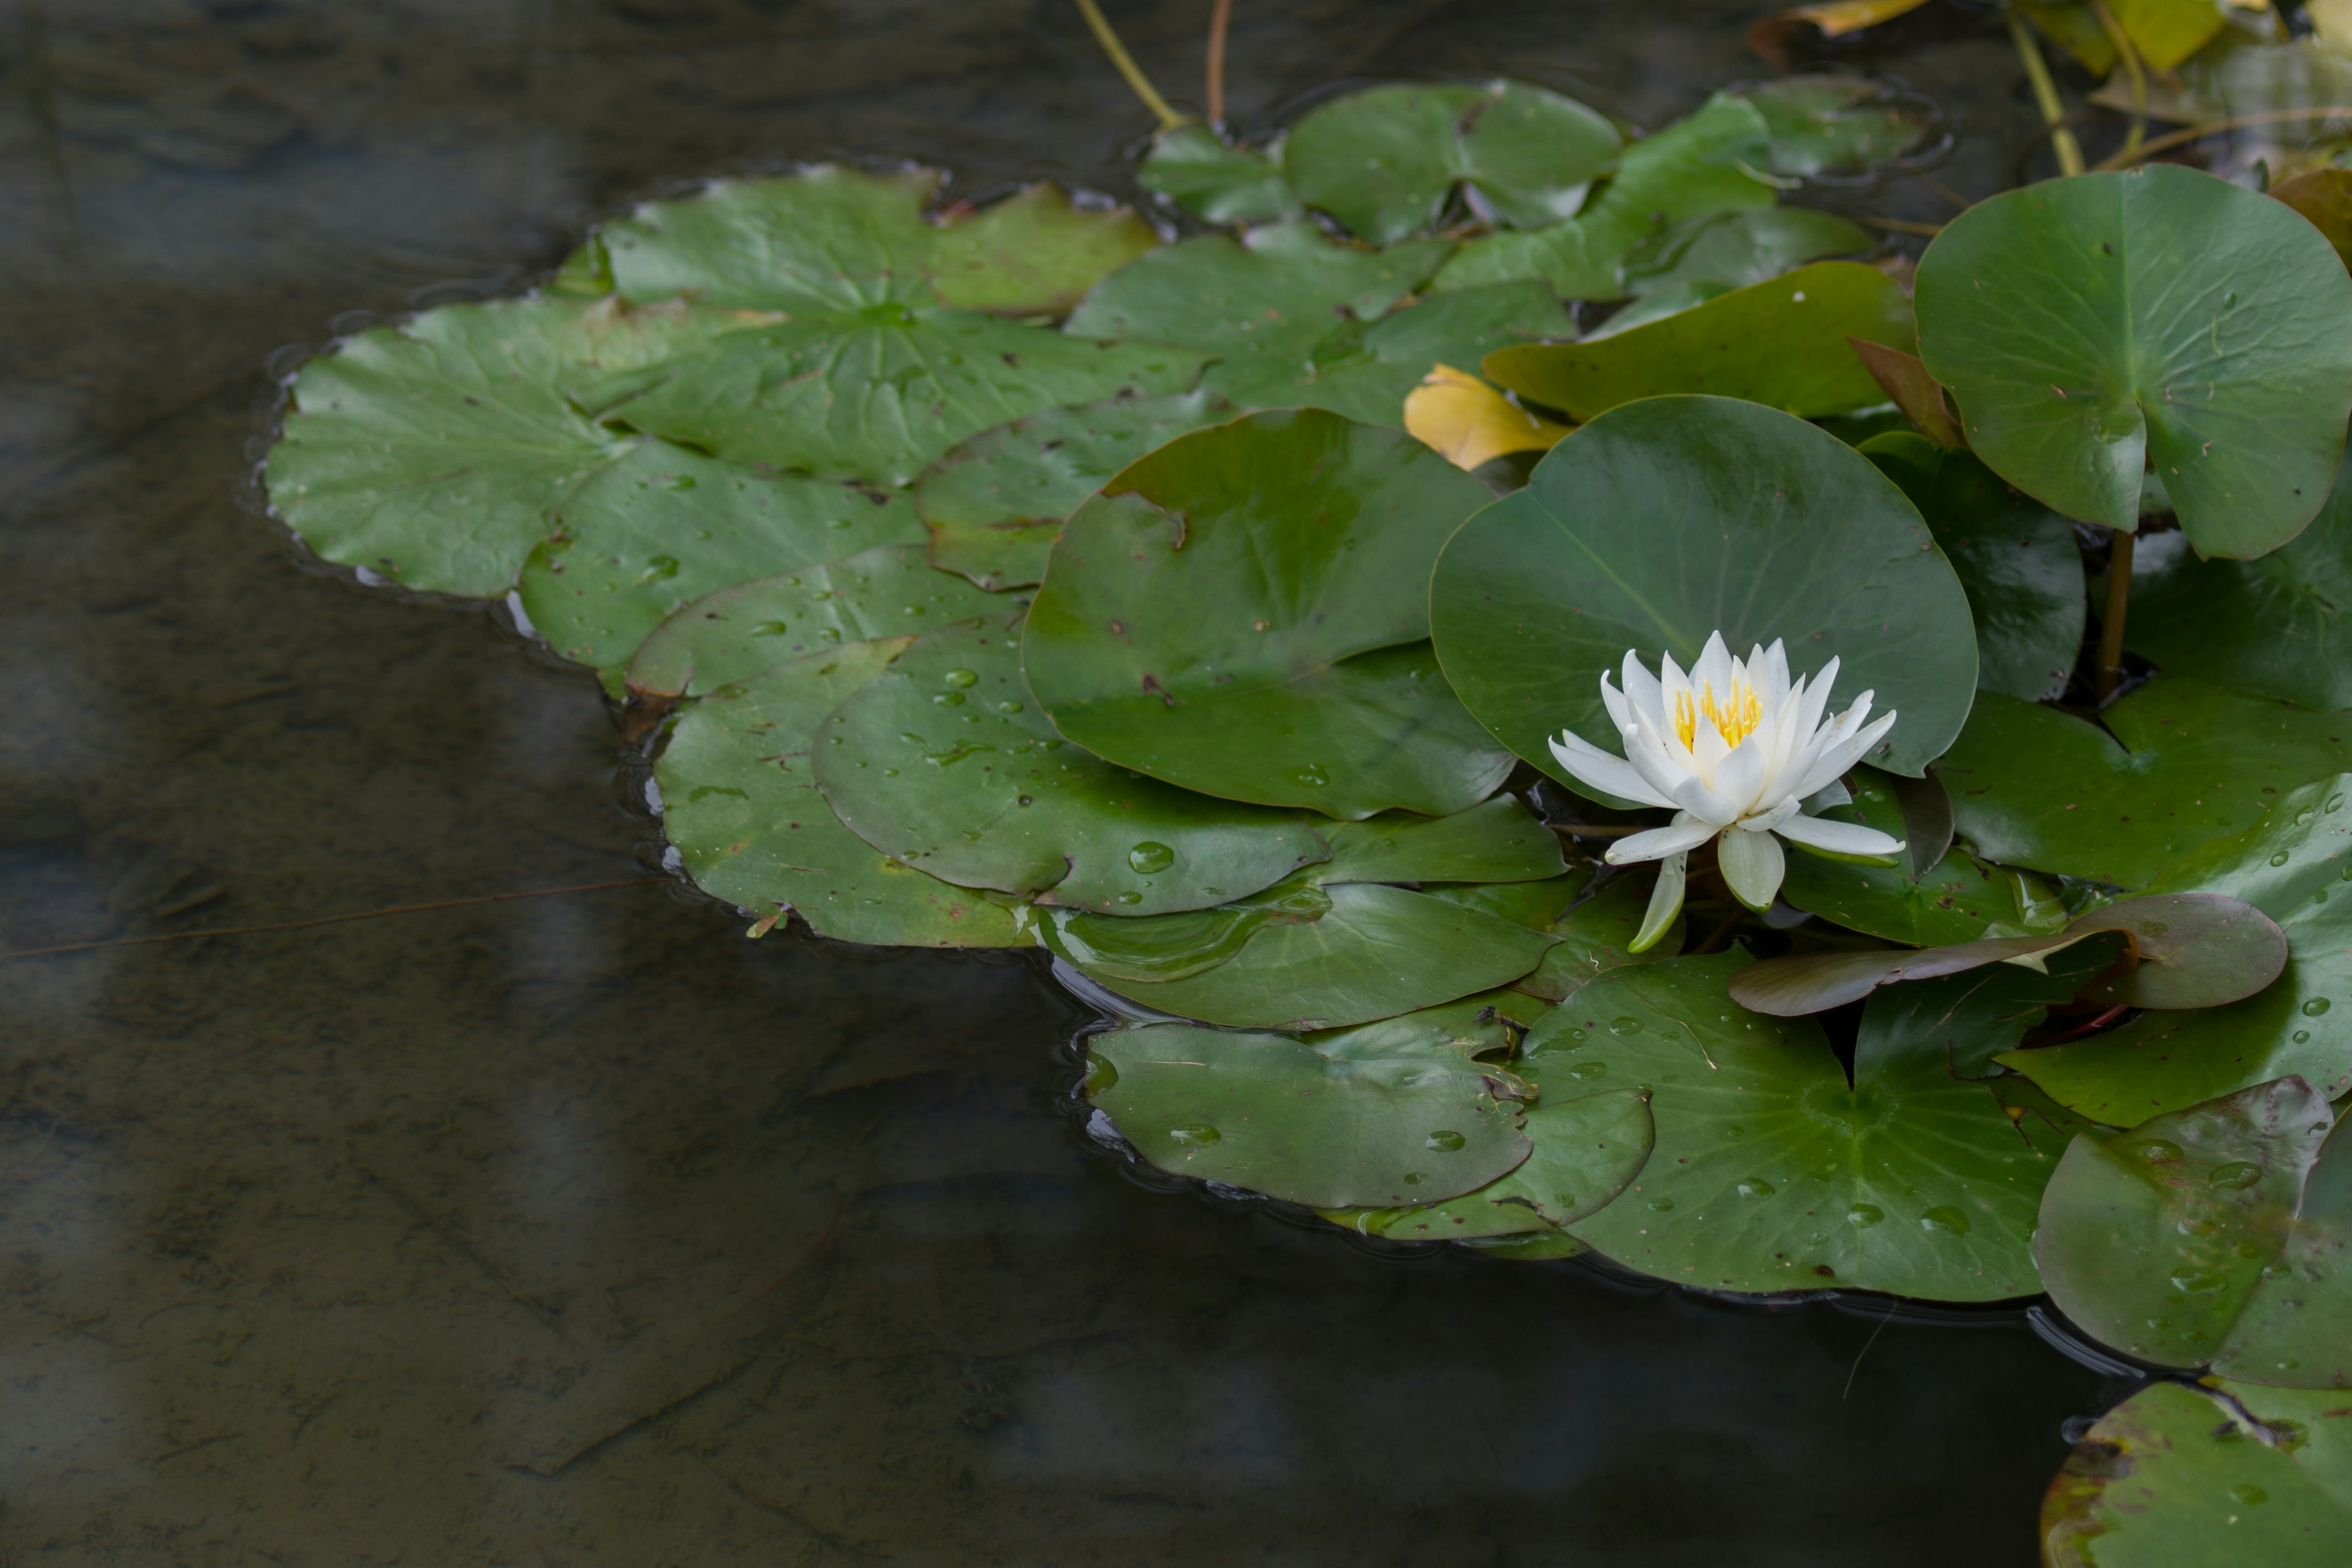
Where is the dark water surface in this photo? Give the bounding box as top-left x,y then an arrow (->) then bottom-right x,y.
4,3 -> 2126,1562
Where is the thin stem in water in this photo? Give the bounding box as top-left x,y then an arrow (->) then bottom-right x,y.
2087,0 -> 2146,159
1074,0 -> 1186,130
2094,107 -> 2352,171
2096,526 -> 2135,701
1207,0 -> 1234,128
2007,7 -> 2085,178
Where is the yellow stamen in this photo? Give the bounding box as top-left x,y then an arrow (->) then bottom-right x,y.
1675,679 -> 1762,750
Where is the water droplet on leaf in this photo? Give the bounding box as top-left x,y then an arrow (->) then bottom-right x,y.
1127,842 -> 1175,874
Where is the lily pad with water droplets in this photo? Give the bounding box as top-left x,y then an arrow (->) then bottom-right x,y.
1913,164 -> 2352,557
518,443 -> 924,690
655,636 -> 1025,948
625,543 -> 1003,701
2002,775 -> 2352,1127
2034,1075 -> 2349,1386
265,295 -> 755,599
1430,394 -> 1978,793
1553,952 -> 2079,1299
813,613 -> 1328,916
1939,678 -> 2352,891
1025,409 -> 1514,820
2040,1378 -> 2352,1568
1086,1019 -> 1534,1208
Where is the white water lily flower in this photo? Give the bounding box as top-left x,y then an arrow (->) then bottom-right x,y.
1549,632 -> 1905,951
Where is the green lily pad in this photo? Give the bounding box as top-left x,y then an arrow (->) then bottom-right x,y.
655,636 -> 1024,948
580,307 -> 1207,488
1781,767 -> 2048,945
1136,124 -> 1303,225
1482,262 -> 1914,422
1316,794 -> 1566,885
1617,207 -> 1872,298
596,165 -> 1157,318
2041,1379 -> 2352,1568
1303,989 -> 1546,1061
1429,394 -> 1978,790
1025,409 -> 1513,819
2125,443 -> 2352,710
1728,892 -> 2287,1017
814,613 -> 1327,915
1054,878 -> 1559,1031
1281,80 -> 1619,244
1508,869 -> 1688,1003
625,543 -> 1002,699
914,390 -> 1236,592
1087,1020 -> 1536,1207
1738,75 -> 1937,178
1939,678 -> 2352,890
1433,92 -> 1778,299
517,443 -> 924,689
1913,164 -> 2352,556
265,294 -> 751,598
1860,432 -> 2086,704
1550,952 -> 2076,1298
2002,775 -> 2352,1126
1320,1087 -> 1654,1241
2034,1075 -> 2347,1385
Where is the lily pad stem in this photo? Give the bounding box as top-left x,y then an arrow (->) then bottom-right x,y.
2087,0 -> 2145,160
2094,107 -> 2352,172
1074,0 -> 1188,130
2095,525 -> 2133,701
2006,7 -> 2084,178
1207,0 -> 1234,127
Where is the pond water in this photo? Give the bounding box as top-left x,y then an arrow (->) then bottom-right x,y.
1,2 -> 2135,1561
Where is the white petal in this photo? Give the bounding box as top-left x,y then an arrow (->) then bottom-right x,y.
1621,649 -> 1663,725
1792,656 -> 1840,739
1692,707 -> 1732,778
1791,709 -> 1899,799
1605,816 -> 1721,864
1625,709 -> 1699,802
1599,671 -> 1634,737
1743,796 -> 1803,833
1773,812 -> 1906,859
1629,853 -> 1687,954
1762,639 -> 1791,703
1670,771 -> 1741,826
1717,824 -> 1787,912
1713,731 -> 1772,814
1694,631 -> 1735,700
1550,731 -> 1677,809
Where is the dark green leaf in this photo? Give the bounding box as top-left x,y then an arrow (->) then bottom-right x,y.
625,543 -> 1002,699
1136,124 -> 1304,225
1861,432 -> 2087,704
2034,1076 -> 2343,1381
1618,208 -> 1872,298
814,613 -> 1328,915
1736,75 -> 1936,177
1025,409 -> 1513,819
1914,164 -> 2352,555
1509,869 -> 1687,1002
1781,766 -> 2043,945
1552,952 -> 2073,1298
1430,394 -> 1978,790
1087,1020 -> 1534,1207
927,183 -> 1161,315
518,443 -> 924,689
1482,262 -> 1913,422
1939,677 -> 2352,889
1315,794 -> 1566,885
914,390 -> 1236,591
656,636 -> 1025,948
2003,774 -> 2352,1125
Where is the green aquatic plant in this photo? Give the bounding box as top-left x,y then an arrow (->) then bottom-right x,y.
259,7 -> 2352,1554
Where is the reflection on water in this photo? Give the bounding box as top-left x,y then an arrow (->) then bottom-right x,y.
3,1 -> 2117,1560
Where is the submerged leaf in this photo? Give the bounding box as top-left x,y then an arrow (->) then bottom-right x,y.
1736,74 -> 1937,177
1321,1087 -> 1654,1240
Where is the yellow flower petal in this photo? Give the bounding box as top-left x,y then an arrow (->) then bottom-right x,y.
1403,364 -> 1570,473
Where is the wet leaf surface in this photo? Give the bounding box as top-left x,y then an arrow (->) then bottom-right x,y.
1505,869 -> 1688,1003
1915,165 -> 2352,556
655,636 -> 1025,948
1780,767 -> 2044,946
2035,1076 -> 2345,1382
926,182 -> 1161,315
1484,262 -> 1915,422
1861,432 -> 2086,704
1025,410 -> 1513,819
2005,775 -> 2352,1126
1554,952 -> 2074,1298
1430,394 -> 1978,792
1616,206 -> 1872,299
914,390 -> 1236,591
1939,677 -> 2352,889
1136,124 -> 1303,225
518,443 -> 924,688
625,543 -> 1001,699
1314,794 -> 1566,886
1087,1019 -> 1534,1208
1738,74 -> 1937,176
1320,1087 -> 1653,1241
1729,892 -> 2286,1017
815,614 -> 1328,915
1282,81 -> 1619,244
2041,1379 -> 2352,1568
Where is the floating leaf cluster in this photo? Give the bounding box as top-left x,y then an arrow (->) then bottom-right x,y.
264,47 -> 2352,1556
